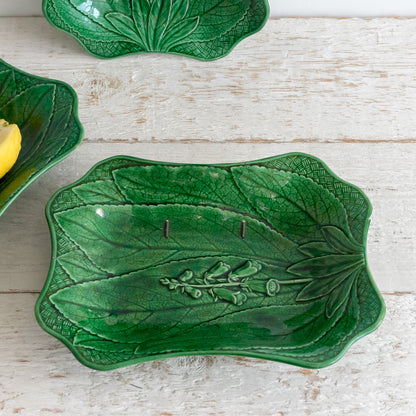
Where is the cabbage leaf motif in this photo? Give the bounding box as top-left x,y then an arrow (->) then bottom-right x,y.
36,155 -> 384,370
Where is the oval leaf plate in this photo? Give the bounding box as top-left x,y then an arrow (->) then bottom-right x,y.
42,0 -> 269,60
0,59 -> 83,218
36,154 -> 385,370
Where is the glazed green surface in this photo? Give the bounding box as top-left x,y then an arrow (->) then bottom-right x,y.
0,59 -> 83,218
36,154 -> 385,370
42,0 -> 269,60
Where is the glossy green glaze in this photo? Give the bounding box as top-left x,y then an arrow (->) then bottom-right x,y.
42,0 -> 269,60
0,59 -> 83,218
36,154 -> 385,370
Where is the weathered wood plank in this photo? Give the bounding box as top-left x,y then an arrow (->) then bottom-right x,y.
0,18 -> 415,292
2,18 -> 416,144
0,141 -> 414,292
4,0 -> 416,18
0,16 -> 414,415
0,293 -> 414,416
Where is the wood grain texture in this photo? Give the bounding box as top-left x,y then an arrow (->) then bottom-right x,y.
0,17 -> 414,414
4,0 -> 416,18
0,18 -> 414,292
0,293 -> 413,416
2,18 -> 416,143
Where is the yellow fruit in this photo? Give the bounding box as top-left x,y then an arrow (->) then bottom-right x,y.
0,119 -> 22,179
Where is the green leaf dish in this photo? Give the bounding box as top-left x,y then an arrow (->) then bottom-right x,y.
0,59 -> 83,218
36,154 -> 385,370
42,0 -> 270,61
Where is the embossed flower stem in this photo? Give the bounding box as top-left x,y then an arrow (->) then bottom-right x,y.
175,278 -> 312,290
162,260 -> 318,305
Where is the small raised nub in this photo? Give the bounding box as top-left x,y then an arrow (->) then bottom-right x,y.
164,220 -> 170,239
240,220 -> 246,239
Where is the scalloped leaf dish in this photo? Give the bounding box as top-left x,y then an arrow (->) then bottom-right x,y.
36,154 -> 385,370
0,59 -> 83,218
42,0 -> 269,60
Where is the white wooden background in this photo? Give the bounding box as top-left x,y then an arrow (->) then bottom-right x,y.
0,17 -> 415,416
3,0 -> 416,17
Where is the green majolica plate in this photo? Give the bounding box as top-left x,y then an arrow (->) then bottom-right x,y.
42,0 -> 269,60
0,59 -> 83,218
36,154 -> 385,370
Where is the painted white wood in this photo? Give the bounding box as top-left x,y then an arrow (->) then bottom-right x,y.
0,17 -> 414,414
0,293 -> 414,416
270,1 -> 416,17
3,18 -> 416,144
0,18 -> 415,292
0,0 -> 41,16
2,0 -> 416,17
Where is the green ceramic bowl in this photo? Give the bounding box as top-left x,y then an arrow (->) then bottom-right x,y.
42,0 -> 270,61
0,59 -> 83,218
36,153 -> 385,371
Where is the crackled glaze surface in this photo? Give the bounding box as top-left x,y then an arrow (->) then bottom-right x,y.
36,154 -> 385,370
42,0 -> 269,60
0,59 -> 83,218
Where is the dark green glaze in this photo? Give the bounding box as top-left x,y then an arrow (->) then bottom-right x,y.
42,0 -> 269,61
35,154 -> 385,370
0,59 -> 83,218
